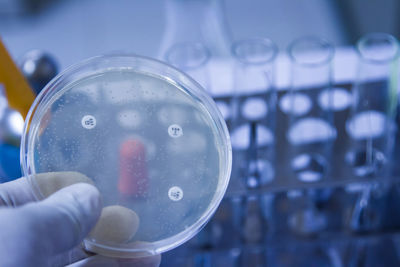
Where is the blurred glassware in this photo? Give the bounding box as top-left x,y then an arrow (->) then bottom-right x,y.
348,184 -> 379,232
19,49 -> 58,95
286,36 -> 335,183
158,0 -> 233,95
230,37 -> 278,189
265,243 -> 340,267
239,246 -> 266,267
345,33 -> 399,177
344,237 -> 399,267
241,195 -> 266,244
158,0 -> 231,59
287,189 -> 328,237
165,42 -> 211,91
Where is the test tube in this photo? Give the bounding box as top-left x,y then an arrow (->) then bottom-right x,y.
240,246 -> 267,267
230,37 -> 278,189
346,33 -> 399,177
285,36 -> 335,183
165,42 -> 211,92
241,195 -> 266,244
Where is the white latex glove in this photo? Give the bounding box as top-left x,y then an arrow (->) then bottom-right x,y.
0,172 -> 161,267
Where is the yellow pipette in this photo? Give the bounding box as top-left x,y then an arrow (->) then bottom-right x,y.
0,38 -> 35,119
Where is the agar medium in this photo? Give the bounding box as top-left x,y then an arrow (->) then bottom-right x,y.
20,55 -> 232,258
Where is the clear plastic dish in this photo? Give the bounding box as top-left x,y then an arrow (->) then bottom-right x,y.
20,55 -> 232,258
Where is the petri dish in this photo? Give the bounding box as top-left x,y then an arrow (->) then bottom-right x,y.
20,55 -> 232,258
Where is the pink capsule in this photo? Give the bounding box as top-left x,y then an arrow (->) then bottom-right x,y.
118,139 -> 148,197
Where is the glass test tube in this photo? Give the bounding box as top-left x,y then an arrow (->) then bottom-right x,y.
230,38 -> 278,189
346,33 -> 399,177
286,36 -> 335,183
165,42 -> 212,92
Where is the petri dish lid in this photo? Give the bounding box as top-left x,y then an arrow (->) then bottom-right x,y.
20,55 -> 232,258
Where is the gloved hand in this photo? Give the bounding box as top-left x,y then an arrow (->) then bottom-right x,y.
0,172 -> 161,267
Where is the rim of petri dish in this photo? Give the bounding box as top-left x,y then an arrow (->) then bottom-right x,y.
357,32 -> 400,63
231,37 -> 278,65
20,54 -> 232,257
288,36 -> 334,67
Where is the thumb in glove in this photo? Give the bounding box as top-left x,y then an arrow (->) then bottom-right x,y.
0,182 -> 102,267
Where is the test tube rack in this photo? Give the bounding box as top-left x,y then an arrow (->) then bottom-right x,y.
161,80 -> 400,266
